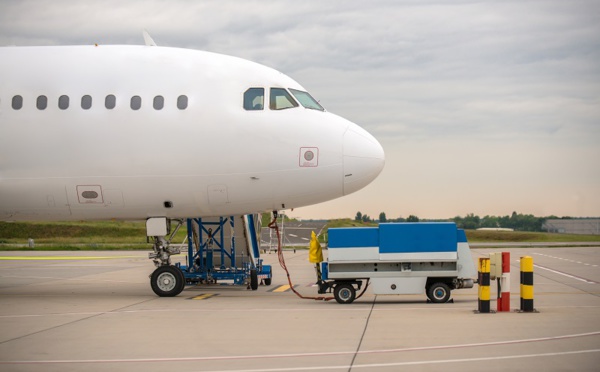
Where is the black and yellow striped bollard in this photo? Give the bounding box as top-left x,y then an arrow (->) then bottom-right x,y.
520,256 -> 535,312
478,257 -> 491,313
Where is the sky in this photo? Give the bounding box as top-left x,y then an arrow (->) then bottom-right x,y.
1,0 -> 598,220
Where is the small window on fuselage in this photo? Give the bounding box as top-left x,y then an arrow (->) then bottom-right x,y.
153,96 -> 164,110
37,95 -> 48,110
244,88 -> 264,110
12,95 -> 23,110
131,96 -> 141,110
105,95 -> 116,109
270,88 -> 298,110
177,95 -> 188,110
58,95 -> 69,110
81,95 -> 92,110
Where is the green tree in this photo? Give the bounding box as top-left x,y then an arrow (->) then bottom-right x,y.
355,211 -> 362,222
481,215 -> 500,228
452,215 -> 463,227
379,212 -> 387,223
407,215 -> 419,222
462,213 -> 480,229
453,212 -> 549,232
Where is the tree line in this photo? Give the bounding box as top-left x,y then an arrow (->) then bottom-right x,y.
355,211 -> 575,232
355,211 -> 420,224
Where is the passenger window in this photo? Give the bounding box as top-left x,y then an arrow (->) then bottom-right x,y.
177,95 -> 188,110
36,95 -> 48,110
81,95 -> 92,110
289,89 -> 325,111
58,95 -> 69,110
153,96 -> 164,110
105,95 -> 116,109
270,88 -> 298,110
131,96 -> 141,110
12,95 -> 23,110
244,88 -> 264,110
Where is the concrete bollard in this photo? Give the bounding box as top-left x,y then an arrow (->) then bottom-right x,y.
520,256 -> 534,312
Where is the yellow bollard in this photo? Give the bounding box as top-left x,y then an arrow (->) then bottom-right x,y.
478,257 -> 491,313
520,256 -> 534,312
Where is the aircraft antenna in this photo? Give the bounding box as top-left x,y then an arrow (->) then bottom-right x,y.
143,29 -> 157,46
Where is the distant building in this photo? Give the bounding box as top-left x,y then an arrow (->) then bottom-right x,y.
543,219 -> 600,235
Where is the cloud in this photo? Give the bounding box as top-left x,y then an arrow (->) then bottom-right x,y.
1,0 -> 598,218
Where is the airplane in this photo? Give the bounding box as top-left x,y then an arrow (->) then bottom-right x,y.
0,35 -> 385,295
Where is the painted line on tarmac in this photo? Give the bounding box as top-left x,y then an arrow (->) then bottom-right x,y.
2,331 -> 598,365
533,253 -> 599,268
201,349 -> 600,371
0,256 -> 139,261
0,274 -> 141,284
189,294 -> 218,300
533,263 -> 599,284
353,349 -> 600,370
4,304 -> 600,319
516,257 -> 599,284
269,285 -> 297,293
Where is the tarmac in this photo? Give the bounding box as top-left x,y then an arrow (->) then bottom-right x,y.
0,246 -> 599,371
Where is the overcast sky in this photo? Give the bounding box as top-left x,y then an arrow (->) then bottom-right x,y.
1,0 -> 598,220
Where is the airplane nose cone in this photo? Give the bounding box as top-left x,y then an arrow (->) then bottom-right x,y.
343,125 -> 385,195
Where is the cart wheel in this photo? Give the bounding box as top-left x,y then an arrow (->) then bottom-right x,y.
263,278 -> 272,286
250,269 -> 259,290
334,283 -> 356,304
150,266 -> 185,297
427,282 -> 451,303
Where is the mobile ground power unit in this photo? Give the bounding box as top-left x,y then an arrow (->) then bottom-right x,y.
318,222 -> 477,304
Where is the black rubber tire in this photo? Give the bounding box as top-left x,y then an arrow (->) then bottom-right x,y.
175,266 -> 186,295
334,283 -> 356,304
263,277 -> 272,286
250,269 -> 259,290
427,282 -> 451,303
151,266 -> 185,297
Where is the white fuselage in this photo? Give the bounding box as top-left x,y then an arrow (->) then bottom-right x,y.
0,45 -> 384,221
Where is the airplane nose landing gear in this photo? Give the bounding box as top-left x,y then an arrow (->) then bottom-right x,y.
146,217 -> 185,296
148,236 -> 181,267
147,218 -> 183,267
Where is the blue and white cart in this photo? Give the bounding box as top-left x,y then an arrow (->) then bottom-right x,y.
318,222 -> 477,304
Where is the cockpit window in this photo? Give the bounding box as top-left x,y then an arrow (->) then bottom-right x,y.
270,88 -> 298,110
289,89 -> 325,111
244,88 -> 264,110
